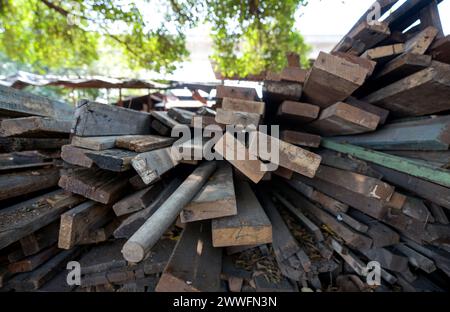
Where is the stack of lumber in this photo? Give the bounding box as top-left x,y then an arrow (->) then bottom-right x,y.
1,0 -> 450,293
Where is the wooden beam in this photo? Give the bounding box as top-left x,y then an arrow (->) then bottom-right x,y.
131,147 -> 179,185
73,101 -> 151,137
211,180 -> 272,247
216,85 -> 258,101
280,130 -> 321,148
85,149 -> 137,172
156,221 -> 222,292
112,183 -> 163,217
364,61 -> 450,116
1,117 -> 72,137
71,135 -> 119,151
0,167 -> 60,201
345,97 -> 390,125
222,97 -> 265,115
58,168 -> 131,204
394,243 -> 436,273
331,116 -> 450,151
215,108 -> 260,127
322,139 -> 450,189
302,52 -> 369,108
61,145 -> 95,168
115,135 -> 174,153
214,132 -> 267,183
248,131 -> 322,178
309,102 -> 380,136
277,101 -> 320,123
181,162 -> 237,223
58,201 -> 112,249
0,85 -> 73,119
263,81 -> 303,102
122,162 -> 217,263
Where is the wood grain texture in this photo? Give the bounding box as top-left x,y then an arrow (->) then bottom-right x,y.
1,117 -> 72,137
115,135 -> 174,153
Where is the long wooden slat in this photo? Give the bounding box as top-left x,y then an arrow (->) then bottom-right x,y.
180,162 -> 237,223
211,180 -> 272,247
8,246 -> 60,273
19,221 -> 60,256
71,135 -> 119,151
115,135 -> 174,153
112,183 -> 162,217
85,149 -> 137,172
0,167 -> 60,201
156,221 -> 222,292
222,97 -> 265,115
322,139 -> 450,188
1,117 -> 72,138
215,108 -> 261,127
280,130 -> 321,148
122,162 -> 217,263
73,101 -> 152,137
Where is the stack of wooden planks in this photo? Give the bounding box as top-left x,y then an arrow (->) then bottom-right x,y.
1,0 -> 450,293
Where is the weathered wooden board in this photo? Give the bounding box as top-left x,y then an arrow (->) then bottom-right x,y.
215,108 -> 261,127
332,52 -> 377,76
0,167 -> 60,201
222,97 -> 265,115
281,67 -> 308,83
211,180 -> 272,247
73,101 -> 152,136
404,26 -> 438,54
0,150 -> 53,171
0,85 -> 73,119
1,117 -> 72,137
216,85 -> 258,101
58,168 -> 130,204
214,132 -> 266,183
277,101 -> 320,123
322,139 -> 450,189
61,145 -> 95,168
156,222 -> 222,292
430,35 -> 450,64
361,248 -> 409,272
394,243 -> 436,273
302,52 -> 369,108
263,81 -> 303,102
71,136 -> 119,151
115,135 -> 174,153
345,97 -> 389,125
181,162 -> 237,223
19,221 -> 60,256
0,190 -> 84,250
361,43 -> 405,63
308,102 -> 380,136
248,131 -> 322,178
167,107 -> 195,124
86,149 -> 137,172
280,130 -> 321,148
131,147 -> 179,185
331,116 -> 450,151
112,183 -> 163,217
8,246 -> 60,273
78,219 -> 119,245
364,61 -> 450,116
58,201 -> 112,249
0,137 -> 68,152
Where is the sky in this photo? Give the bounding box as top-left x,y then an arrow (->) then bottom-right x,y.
162,0 -> 450,82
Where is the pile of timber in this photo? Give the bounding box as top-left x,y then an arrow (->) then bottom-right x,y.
1,0 -> 450,292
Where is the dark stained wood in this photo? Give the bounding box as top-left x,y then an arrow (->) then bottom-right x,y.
113,183 -> 163,217
131,147 -> 179,185
430,35 -> 450,64
0,137 -> 68,152
86,149 -> 137,172
71,135 -> 119,151
216,85 -> 258,101
19,221 -> 60,256
263,81 -> 303,102
8,246 -> 60,273
280,130 -> 321,148
61,145 -> 95,168
1,117 -> 72,138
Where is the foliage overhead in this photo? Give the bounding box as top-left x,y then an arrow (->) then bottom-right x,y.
0,0 -> 310,77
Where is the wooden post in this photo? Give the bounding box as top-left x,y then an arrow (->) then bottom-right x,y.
122,162 -> 217,263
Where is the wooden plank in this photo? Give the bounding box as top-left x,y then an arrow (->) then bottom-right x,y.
58,168 -> 130,204
73,101 -> 152,137
430,35 -> 450,64
302,52 -> 369,108
214,132 -> 266,183
420,1 -> 444,38
8,246 -> 60,273
364,61 -> 450,116
78,219 -> 119,245
61,145 -> 95,168
402,197 -> 434,223
387,150 -> 450,168
0,167 -> 60,201
215,108 -> 260,127
394,243 -> 436,273
404,26 -> 438,54
0,137 -> 68,152
346,21 -> 391,54
115,135 -> 174,153
263,81 -> 303,102
216,85 -> 257,101
19,221 -> 60,256
280,67 -> 307,83
112,183 -> 163,217
0,85 -> 73,119
122,162 -> 217,263
86,149 -> 137,172
167,108 -> 195,124
58,201 -> 112,249
131,147 -> 179,185
345,97 -> 389,125
309,102 -> 380,136
280,130 -> 321,148
315,165 -> 395,201
277,101 -> 320,123
322,139 -> 450,189
248,131 -> 322,178
428,202 -> 449,224
151,118 -> 170,136
361,248 -> 409,272
211,180 -> 272,247
331,116 -> 450,151
222,97 -> 265,115
156,221 -> 222,292
361,43 -> 405,63
181,162 -> 236,223
1,117 -> 71,137
71,135 -> 119,151
331,52 -> 377,76
0,150 -> 53,171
